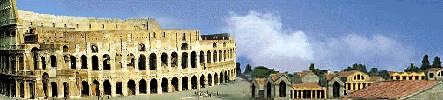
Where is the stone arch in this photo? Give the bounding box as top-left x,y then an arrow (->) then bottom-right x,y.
139,79 -> 147,94
63,82 -> 69,97
213,50 -> 217,63
50,55 -> 56,67
92,55 -> 99,70
200,75 -> 205,88
171,52 -> 178,67
92,80 -> 100,96
208,74 -> 212,86
224,50 -> 227,61
81,55 -> 87,69
224,70 -> 228,82
333,82 -> 340,98
161,53 -> 168,68
200,51 -> 205,63
171,77 -> 179,92
220,71 -> 224,83
116,82 -> 122,95
191,76 -> 198,89
149,53 -> 157,70
191,51 -> 197,68
150,79 -> 158,94
31,47 -> 39,70
70,56 -> 76,69
251,83 -> 256,97
63,45 -> 68,52
207,50 -> 211,63
181,52 -> 188,69
279,81 -> 286,97
42,56 -> 46,70
104,80 -> 111,95
103,54 -> 110,70
214,73 -> 219,84
139,54 -> 146,70
20,82 -> 24,98
127,80 -> 136,95
161,78 -> 168,93
266,82 -> 272,98
51,82 -> 57,97
81,81 -> 89,97
127,54 -> 135,68
219,50 -> 222,62
182,77 -> 188,90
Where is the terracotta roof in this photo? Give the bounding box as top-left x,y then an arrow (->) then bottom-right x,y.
270,73 -> 285,81
292,83 -> 325,90
426,68 -> 441,71
346,80 -> 439,99
338,70 -> 360,77
325,73 -> 336,80
254,78 -> 266,85
296,70 -> 312,78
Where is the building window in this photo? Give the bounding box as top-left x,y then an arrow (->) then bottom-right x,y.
213,43 -> 217,48
153,32 -> 156,38
162,32 -> 165,37
116,24 -> 118,28
52,23 -> 55,27
430,73 -> 434,78
89,24 -> 91,28
102,24 -> 104,28
64,24 -> 67,28
182,33 -> 186,40
76,24 -> 79,28
41,23 -> 43,27
30,22 -> 33,25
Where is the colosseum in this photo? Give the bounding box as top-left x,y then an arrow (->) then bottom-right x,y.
0,0 -> 236,99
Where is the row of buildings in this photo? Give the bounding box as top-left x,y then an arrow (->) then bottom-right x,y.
251,68 -> 443,99
0,0 -> 237,99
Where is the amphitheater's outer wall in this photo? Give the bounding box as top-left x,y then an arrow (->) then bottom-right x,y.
0,0 -> 236,99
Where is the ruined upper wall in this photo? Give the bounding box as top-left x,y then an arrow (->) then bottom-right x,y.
0,0 -> 18,27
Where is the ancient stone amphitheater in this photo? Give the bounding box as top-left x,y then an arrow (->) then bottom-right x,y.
0,0 -> 236,99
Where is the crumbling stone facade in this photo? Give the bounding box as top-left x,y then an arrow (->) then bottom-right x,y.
0,0 -> 236,99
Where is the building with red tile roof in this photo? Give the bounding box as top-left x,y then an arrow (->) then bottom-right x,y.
346,80 -> 440,99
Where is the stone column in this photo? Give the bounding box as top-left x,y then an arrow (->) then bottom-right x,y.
178,77 -> 182,91
168,78 -> 172,92
187,52 -> 191,72
122,81 -> 127,96
300,90 -> 303,99
187,79 -> 191,91
135,80 -> 139,95
158,79 -> 162,94
350,83 -> 353,90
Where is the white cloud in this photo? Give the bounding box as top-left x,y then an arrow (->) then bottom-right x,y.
225,11 -> 414,72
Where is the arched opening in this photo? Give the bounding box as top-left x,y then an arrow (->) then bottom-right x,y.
92,55 -> 98,70
279,81 -> 286,97
223,50 -> 227,61
81,81 -> 89,97
213,51 -> 217,63
219,50 -> 222,62
171,52 -> 178,67
252,83 -> 256,97
81,55 -> 87,69
139,54 -> 146,70
116,82 -> 122,95
51,82 -> 57,97
191,76 -> 198,89
104,80 -> 111,95
20,82 -> 24,97
103,54 -> 110,70
150,79 -> 157,94
139,43 -> 145,51
191,51 -> 197,68
92,80 -> 100,96
200,51 -> 204,63
29,83 -> 34,99
208,74 -> 212,86
50,55 -> 56,67
127,54 -> 135,69
149,53 -> 157,70
139,79 -> 146,94
220,72 -> 224,83
266,82 -> 272,98
63,82 -> 69,98
42,73 -> 48,98
214,73 -> 218,84
42,57 -> 46,70
161,53 -> 168,68
181,52 -> 188,69
206,51 -> 211,63
172,77 -> 179,92
333,82 -> 340,98
161,78 -> 168,93
31,47 -> 39,70
91,45 -> 99,53
213,42 -> 217,48
200,75 -> 205,88
224,71 -> 228,82
70,56 -> 76,69
63,45 -> 68,52
182,77 -> 188,90
128,80 -> 135,95
181,43 -> 188,50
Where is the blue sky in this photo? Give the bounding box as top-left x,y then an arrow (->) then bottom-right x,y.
16,0 -> 443,72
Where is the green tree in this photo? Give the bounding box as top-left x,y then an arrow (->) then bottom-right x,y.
432,56 -> 442,68
343,63 -> 367,73
368,68 -> 378,76
236,62 -> 241,74
244,63 -> 252,74
421,54 -> 431,70
405,63 -> 420,72
309,63 -> 315,71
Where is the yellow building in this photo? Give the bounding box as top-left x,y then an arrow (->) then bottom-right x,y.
338,70 -> 372,92
389,71 -> 425,80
